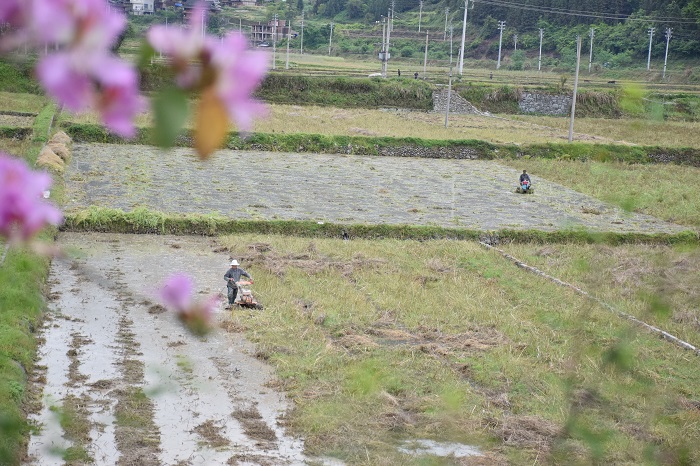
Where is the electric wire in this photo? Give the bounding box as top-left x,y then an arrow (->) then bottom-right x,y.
475,0 -> 699,24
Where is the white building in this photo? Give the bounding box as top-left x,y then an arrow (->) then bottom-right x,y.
129,0 -> 154,15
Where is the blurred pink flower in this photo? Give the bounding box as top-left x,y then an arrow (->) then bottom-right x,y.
0,0 -> 23,25
158,273 -> 217,336
0,153 -> 63,242
210,33 -> 269,131
1,0 -> 142,136
37,52 -> 143,137
2,0 -> 125,52
158,273 -> 194,312
147,5 -> 207,88
147,3 -> 268,131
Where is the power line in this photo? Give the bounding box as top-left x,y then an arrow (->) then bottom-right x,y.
475,0 -> 699,24
478,0 -> 695,21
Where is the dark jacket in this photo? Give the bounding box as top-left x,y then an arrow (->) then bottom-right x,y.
519,173 -> 531,183
224,267 -> 252,288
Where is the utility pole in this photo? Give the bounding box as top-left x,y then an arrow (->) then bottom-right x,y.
569,35 -> 582,143
497,21 -> 505,69
663,27 -> 672,79
286,20 -> 291,69
328,21 -> 334,56
458,0 -> 470,75
538,28 -> 544,71
272,14 -> 277,70
588,27 -> 595,72
418,0 -> 423,32
445,62 -> 453,127
300,10 -> 304,54
444,7 -> 449,40
423,30 -> 429,76
381,16 -> 387,78
390,0 -> 395,32
513,34 -> 518,51
647,27 -> 655,71
386,9 -> 392,74
449,23 -> 454,67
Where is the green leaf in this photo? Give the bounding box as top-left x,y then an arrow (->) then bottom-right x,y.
137,40 -> 157,69
152,88 -> 189,149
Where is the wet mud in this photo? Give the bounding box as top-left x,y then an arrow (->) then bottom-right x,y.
26,233 -> 311,466
63,144 -> 686,234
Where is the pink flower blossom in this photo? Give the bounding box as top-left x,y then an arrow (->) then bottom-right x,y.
158,273 -> 218,336
158,273 -> 194,311
147,5 -> 207,88
210,33 -> 269,131
1,0 -> 142,136
0,153 -> 63,242
0,0 -> 23,25
37,52 -> 144,137
147,3 -> 268,131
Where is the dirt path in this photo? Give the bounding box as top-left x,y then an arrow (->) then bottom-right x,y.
26,232 -> 323,466
64,143 -> 685,234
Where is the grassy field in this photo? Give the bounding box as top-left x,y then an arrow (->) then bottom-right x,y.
0,92 -> 46,115
4,66 -> 700,465
216,233 -> 700,464
0,101 -> 58,464
60,102 -> 700,147
510,114 -> 700,147
500,159 -> 700,229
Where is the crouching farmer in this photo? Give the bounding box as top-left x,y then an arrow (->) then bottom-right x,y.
224,260 -> 253,308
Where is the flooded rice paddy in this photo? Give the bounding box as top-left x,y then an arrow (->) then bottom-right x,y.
27,233 -> 312,466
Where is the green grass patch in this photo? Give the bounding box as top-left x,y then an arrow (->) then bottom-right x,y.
0,127 -> 31,140
256,74 -> 435,110
31,102 -> 58,149
0,247 -> 50,465
0,60 -> 42,94
62,122 -> 700,168
0,103 -> 59,465
61,206 -> 699,245
217,233 -> 700,463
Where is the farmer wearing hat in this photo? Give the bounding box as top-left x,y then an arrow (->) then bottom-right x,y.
224,259 -> 253,307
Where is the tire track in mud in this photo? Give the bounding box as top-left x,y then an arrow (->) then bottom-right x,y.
27,233 -> 312,466
107,240 -> 161,466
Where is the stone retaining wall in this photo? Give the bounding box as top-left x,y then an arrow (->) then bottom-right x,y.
518,92 -> 572,115
432,87 -> 482,115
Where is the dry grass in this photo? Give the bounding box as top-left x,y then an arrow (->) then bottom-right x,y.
217,233 -> 700,465
0,92 -> 46,114
500,158 -> 700,228
0,138 -> 32,157
58,98 -> 700,147
509,114 -> 700,147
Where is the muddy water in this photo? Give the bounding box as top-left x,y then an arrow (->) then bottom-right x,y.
26,232 -> 313,466
63,143 -> 686,234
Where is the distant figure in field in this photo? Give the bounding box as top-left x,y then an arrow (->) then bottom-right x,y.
518,170 -> 532,192
490,72 -> 493,79
397,69 -> 401,77
414,72 -> 419,79
519,170 -> 531,184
